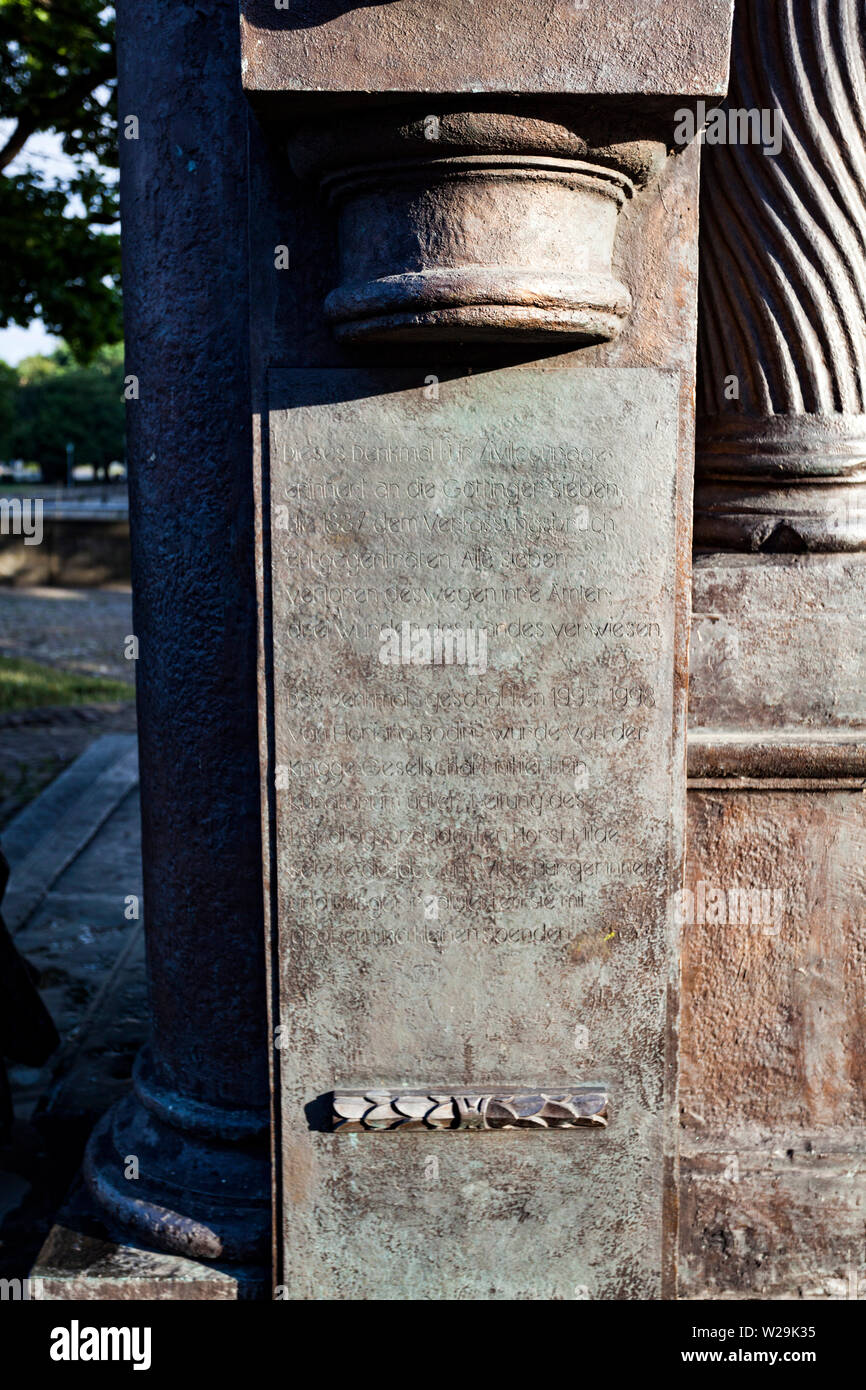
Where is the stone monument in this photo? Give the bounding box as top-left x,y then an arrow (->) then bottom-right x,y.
243,0 -> 734,1299
29,0 -> 765,1302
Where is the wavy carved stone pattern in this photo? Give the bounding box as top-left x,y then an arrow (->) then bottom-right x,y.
696,0 -> 866,551
332,1088 -> 609,1132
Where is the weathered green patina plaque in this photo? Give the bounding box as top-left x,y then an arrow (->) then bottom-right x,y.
268,366 -> 682,1299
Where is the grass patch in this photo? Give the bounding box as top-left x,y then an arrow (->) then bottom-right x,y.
0,655 -> 135,712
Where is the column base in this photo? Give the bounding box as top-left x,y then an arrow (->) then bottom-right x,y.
695,415 -> 866,552
31,1180 -> 268,1300
81,1049 -> 270,1264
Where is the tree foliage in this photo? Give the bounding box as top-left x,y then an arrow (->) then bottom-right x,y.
0,359 -> 16,456
0,1 -> 120,361
3,344 -> 125,482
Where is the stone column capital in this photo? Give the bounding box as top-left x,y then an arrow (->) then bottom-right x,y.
288,103 -> 669,345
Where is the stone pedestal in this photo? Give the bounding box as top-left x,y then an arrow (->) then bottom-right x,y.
244,0 -> 734,1299
683,0 -> 866,1298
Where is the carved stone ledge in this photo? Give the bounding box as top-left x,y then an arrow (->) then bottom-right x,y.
332,1087 -> 609,1132
289,107 -> 666,345
696,415 -> 866,552
698,415 -> 866,484
693,482 -> 866,554
687,732 -> 866,782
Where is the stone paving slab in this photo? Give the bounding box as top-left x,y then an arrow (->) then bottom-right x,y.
4,742 -> 139,934
1,734 -> 136,867
0,705 -> 137,834
0,736 -> 148,1282
32,1180 -> 266,1301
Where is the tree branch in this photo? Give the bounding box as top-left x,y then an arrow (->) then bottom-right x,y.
0,51 -> 115,174
0,117 -> 37,172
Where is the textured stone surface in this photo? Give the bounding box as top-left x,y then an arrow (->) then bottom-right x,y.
690,553 -> 866,735
17,766 -> 864,1300
685,0 -> 866,1301
681,789 -> 866,1134
269,366 -> 683,1298
248,21 -> 703,1293
679,786 -> 866,1299
680,1146 -> 866,1301
240,0 -> 734,99
696,0 -> 866,551
31,1184 -> 263,1300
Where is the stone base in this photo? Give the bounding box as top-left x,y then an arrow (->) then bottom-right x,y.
690,551 -> 866,734
30,1181 -> 268,1300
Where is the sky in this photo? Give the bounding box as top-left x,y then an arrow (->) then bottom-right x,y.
0,123 -> 115,365
0,321 -> 59,365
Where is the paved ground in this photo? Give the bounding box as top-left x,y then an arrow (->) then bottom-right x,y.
0,705 -> 137,833
0,586 -> 145,1277
0,586 -> 134,683
0,587 -> 136,830
0,736 -> 145,1281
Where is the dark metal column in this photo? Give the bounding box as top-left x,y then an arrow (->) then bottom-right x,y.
83,0 -> 269,1263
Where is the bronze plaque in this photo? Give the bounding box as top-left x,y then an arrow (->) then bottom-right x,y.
269,366 -> 682,1298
